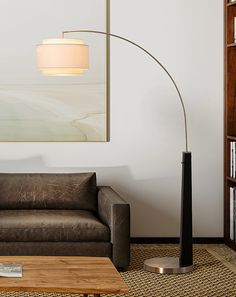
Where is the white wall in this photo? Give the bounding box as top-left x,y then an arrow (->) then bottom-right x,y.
0,0 -> 224,237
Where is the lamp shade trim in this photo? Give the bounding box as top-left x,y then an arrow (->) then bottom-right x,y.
40,38 -> 86,45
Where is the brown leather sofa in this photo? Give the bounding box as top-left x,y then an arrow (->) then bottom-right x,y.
0,173 -> 130,268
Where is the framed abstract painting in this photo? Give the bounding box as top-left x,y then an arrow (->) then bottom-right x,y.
0,0 -> 110,141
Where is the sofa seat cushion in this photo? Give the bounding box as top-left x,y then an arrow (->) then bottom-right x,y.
0,210 -> 110,242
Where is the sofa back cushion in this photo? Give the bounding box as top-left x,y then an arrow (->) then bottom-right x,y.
0,173 -> 97,211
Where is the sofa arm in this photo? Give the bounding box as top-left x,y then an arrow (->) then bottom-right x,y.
97,186 -> 130,268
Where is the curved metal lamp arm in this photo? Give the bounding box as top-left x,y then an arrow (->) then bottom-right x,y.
62,30 -> 189,152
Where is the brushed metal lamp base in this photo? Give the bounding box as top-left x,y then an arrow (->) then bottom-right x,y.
144,257 -> 194,274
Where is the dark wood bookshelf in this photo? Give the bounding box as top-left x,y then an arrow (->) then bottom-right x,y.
224,0 -> 236,250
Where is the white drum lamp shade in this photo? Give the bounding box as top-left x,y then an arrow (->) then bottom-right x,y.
36,39 -> 89,76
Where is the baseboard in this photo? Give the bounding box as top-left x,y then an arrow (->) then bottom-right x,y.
130,237 -> 225,244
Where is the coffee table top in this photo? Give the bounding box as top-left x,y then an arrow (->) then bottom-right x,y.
0,256 -> 129,295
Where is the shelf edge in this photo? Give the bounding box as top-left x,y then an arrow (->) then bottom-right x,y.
227,1 -> 236,7
227,43 -> 236,47
226,176 -> 236,183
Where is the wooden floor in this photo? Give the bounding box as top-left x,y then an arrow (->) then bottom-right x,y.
0,256 -> 129,295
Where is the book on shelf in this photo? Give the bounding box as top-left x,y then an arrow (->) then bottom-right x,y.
234,17 -> 236,43
230,142 -> 236,179
230,187 -> 236,242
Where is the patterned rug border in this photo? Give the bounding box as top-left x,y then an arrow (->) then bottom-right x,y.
207,247 -> 236,273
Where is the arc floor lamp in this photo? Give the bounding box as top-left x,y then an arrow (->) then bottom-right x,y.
36,30 -> 193,274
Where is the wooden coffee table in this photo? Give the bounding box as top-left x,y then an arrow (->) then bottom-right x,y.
0,256 -> 129,296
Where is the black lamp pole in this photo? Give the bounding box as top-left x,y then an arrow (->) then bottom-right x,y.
180,152 -> 193,268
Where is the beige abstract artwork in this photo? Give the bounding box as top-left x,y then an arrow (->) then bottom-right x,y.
0,0 -> 109,141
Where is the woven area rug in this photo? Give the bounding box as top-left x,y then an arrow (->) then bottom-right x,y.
0,246 -> 236,297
